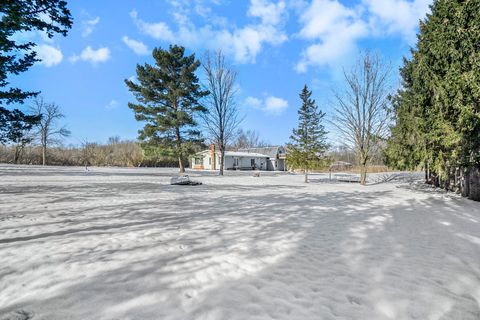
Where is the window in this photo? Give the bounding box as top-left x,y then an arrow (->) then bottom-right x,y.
209,157 -> 211,165
194,157 -> 202,165
251,159 -> 255,167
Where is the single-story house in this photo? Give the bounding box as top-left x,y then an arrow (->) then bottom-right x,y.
238,146 -> 286,171
192,145 -> 286,171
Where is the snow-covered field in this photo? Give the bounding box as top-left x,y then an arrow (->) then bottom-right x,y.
1,165 -> 480,320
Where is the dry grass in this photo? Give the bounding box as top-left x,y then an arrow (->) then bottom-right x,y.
310,165 -> 395,174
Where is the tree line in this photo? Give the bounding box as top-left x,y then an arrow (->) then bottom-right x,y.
0,138 -> 143,167
385,0 -> 480,200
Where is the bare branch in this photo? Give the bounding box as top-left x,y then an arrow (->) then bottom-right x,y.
30,97 -> 70,165
201,50 -> 242,175
332,52 -> 391,184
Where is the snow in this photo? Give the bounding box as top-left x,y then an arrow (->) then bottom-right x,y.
0,165 -> 480,319
223,151 -> 269,158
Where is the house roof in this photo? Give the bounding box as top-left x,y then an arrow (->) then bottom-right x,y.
224,151 -> 269,158
195,150 -> 269,158
237,146 -> 285,158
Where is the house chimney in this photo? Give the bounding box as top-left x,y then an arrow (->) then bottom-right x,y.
211,144 -> 215,170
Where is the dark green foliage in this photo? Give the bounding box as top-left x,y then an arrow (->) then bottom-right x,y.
125,45 -> 209,172
384,57 -> 428,171
1,0 -> 72,105
0,0 -> 72,160
287,85 -> 329,182
0,106 -> 40,145
386,0 -> 480,198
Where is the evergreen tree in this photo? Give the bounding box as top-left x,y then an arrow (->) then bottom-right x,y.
1,0 -> 72,105
1,0 -> 72,148
384,56 -> 429,175
287,85 -> 328,183
125,45 -> 209,173
387,0 -> 480,199
0,108 -> 40,163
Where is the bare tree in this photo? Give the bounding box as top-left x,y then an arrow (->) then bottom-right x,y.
231,129 -> 269,149
202,50 -> 241,175
81,139 -> 96,170
31,97 -> 70,165
333,52 -> 390,185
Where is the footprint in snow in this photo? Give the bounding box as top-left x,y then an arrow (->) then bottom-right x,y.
346,295 -> 363,306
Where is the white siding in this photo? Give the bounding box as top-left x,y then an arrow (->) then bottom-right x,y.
224,156 -> 234,169
193,151 -> 270,170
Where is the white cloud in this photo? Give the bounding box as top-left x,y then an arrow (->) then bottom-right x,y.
106,100 -> 119,109
82,16 -> 100,37
296,0 -> 368,72
294,0 -> 432,72
248,0 -> 286,25
264,96 -> 288,115
363,0 -> 431,42
244,96 -> 263,109
69,46 -> 111,64
36,44 -> 63,67
244,95 -> 288,115
130,0 -> 287,64
130,9 -> 175,41
122,36 -> 149,55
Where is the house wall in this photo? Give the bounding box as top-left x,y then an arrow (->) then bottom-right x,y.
192,153 -> 216,170
236,156 -> 267,170
266,158 -> 286,171
267,159 -> 275,171
203,154 -> 215,170
193,153 -> 270,170
224,156 -> 235,169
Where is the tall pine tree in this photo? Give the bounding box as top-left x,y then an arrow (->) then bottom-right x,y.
386,0 -> 480,199
125,45 -> 209,173
287,85 -> 328,183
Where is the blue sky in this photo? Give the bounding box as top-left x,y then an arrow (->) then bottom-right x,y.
11,0 -> 432,146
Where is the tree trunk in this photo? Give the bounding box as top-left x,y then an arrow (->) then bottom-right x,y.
444,167 -> 450,191
454,167 -> 460,193
424,161 -> 429,184
42,143 -> 46,166
304,168 -> 308,183
468,167 -> 480,201
178,156 -> 185,173
174,124 -> 185,173
219,146 -> 225,176
14,146 -> 20,164
433,174 -> 440,188
360,164 -> 367,185
461,168 -> 470,198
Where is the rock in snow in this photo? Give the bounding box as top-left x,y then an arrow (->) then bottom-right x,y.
170,175 -> 202,186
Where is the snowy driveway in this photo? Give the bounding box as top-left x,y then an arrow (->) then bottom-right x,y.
0,166 -> 480,319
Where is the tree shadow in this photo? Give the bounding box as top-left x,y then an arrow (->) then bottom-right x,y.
1,177 -> 480,319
